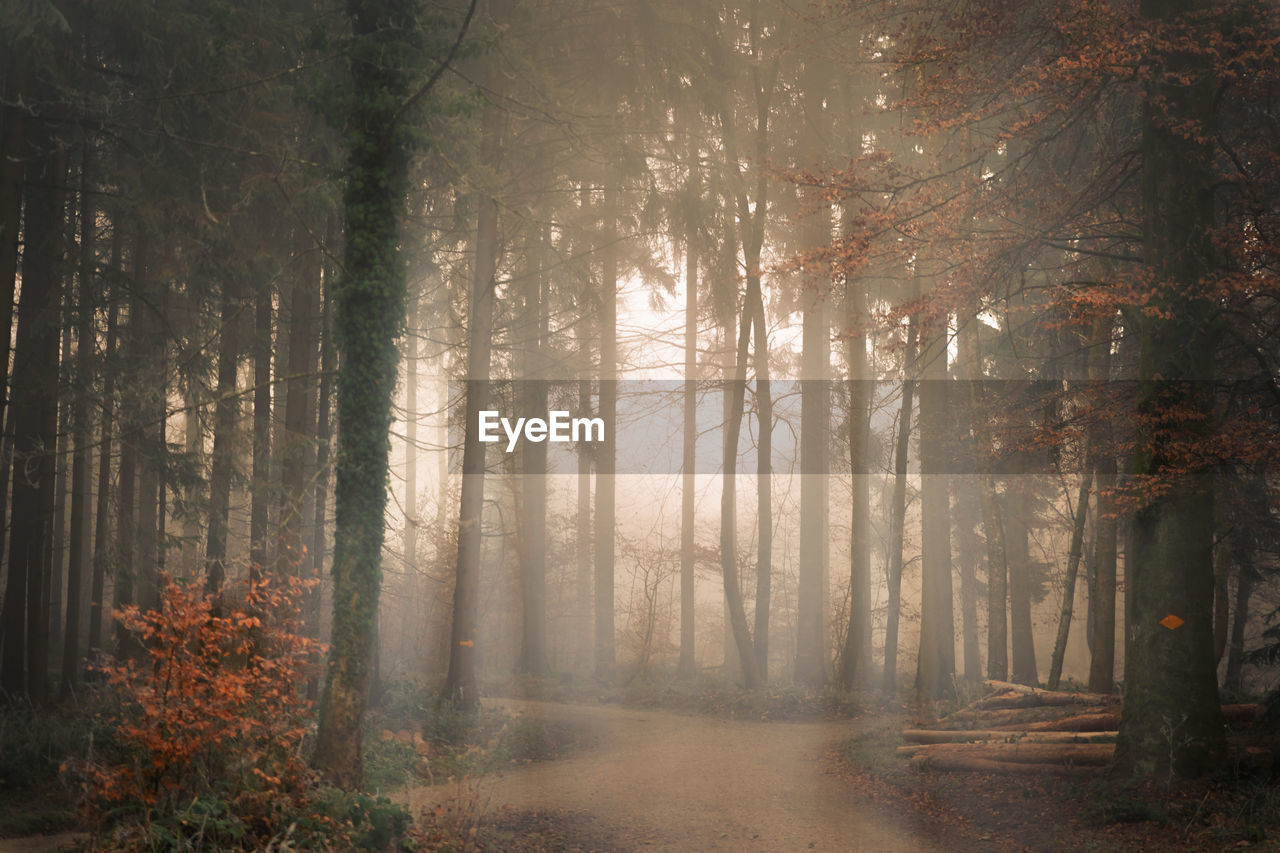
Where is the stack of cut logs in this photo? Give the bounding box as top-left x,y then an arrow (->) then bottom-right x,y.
900,681 -> 1261,775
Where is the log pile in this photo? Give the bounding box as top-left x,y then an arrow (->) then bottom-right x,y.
902,681 -> 1261,775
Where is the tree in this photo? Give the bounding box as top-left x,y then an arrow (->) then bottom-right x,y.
315,0 -> 427,787
1113,0 -> 1226,778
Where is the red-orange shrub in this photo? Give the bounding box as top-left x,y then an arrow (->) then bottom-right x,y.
81,574 -> 324,840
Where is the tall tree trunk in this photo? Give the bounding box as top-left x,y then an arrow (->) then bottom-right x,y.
404,309 -> 419,583
1212,524 -> 1230,665
795,234 -> 829,689
249,279 -> 273,581
313,0 -> 418,789
1224,564 -> 1253,694
749,248 -> 772,683
0,67 -> 26,572
677,214 -> 697,679
882,315 -> 916,693
916,319 -> 955,700
1047,470 -> 1093,689
0,140 -> 63,701
443,190 -> 497,709
88,233 -> 120,654
50,286 -> 73,661
61,142 -> 96,698
961,311 -> 1009,682
576,324 -> 592,673
593,188 -> 618,680
1006,486 -> 1038,686
203,280 -> 242,597
133,234 -> 162,616
1087,316 -> 1117,694
838,268 -> 871,690
720,278 -> 762,689
277,225 -> 319,578
518,229 -> 548,677
1114,0 -> 1225,778
312,248 -> 335,626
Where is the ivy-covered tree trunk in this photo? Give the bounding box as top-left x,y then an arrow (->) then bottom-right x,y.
314,0 -> 416,788
1113,0 -> 1225,779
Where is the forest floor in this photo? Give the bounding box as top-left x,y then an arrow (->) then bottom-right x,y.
401,697 -> 1280,852
401,698 -> 984,852
4,694 -> 1276,851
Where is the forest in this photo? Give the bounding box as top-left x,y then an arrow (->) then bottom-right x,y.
2,0 -> 1280,850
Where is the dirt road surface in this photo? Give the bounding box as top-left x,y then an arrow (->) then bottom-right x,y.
402,700 -> 956,852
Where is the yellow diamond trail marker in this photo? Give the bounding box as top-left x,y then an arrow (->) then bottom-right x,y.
1159,614 -> 1185,630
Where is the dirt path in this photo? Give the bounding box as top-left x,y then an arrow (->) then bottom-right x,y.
402,700 -> 958,852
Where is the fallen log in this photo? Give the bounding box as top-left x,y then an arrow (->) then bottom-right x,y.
954,704 -> 1259,733
981,680 -> 1044,695
971,691 -> 1119,711
901,729 -> 1118,745
938,705 -> 1091,728
1222,704 -> 1262,725
995,711 -> 1121,732
896,742 -> 1114,766
909,754 -> 1105,776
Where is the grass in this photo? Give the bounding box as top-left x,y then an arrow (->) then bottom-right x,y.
363,684 -> 584,791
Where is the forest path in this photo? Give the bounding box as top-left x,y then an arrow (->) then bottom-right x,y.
401,699 -> 954,852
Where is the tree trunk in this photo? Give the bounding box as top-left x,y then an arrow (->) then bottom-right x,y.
204,280 -> 242,597
960,309 -> 1009,682
249,278 -> 273,581
749,250 -> 772,683
796,241 -> 830,689
312,253 -> 335,628
131,233 -> 162,617
838,264 -> 871,690
594,188 -> 618,681
576,326 -> 592,673
0,141 -> 63,701
518,229 -> 549,677
313,0 -> 417,789
277,224 -> 318,578
1087,316 -> 1117,694
1047,471 -> 1093,689
916,320 -> 955,700
1212,526 -> 1230,665
882,315 -> 916,693
1006,487 -> 1038,686
50,315 -> 72,660
0,67 -> 26,573
443,185 -> 499,709
677,212 -> 697,680
720,278 -> 762,689
1224,565 -> 1253,693
1113,0 -> 1226,778
404,308 -> 419,582
61,142 -> 97,698
88,233 -> 120,654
